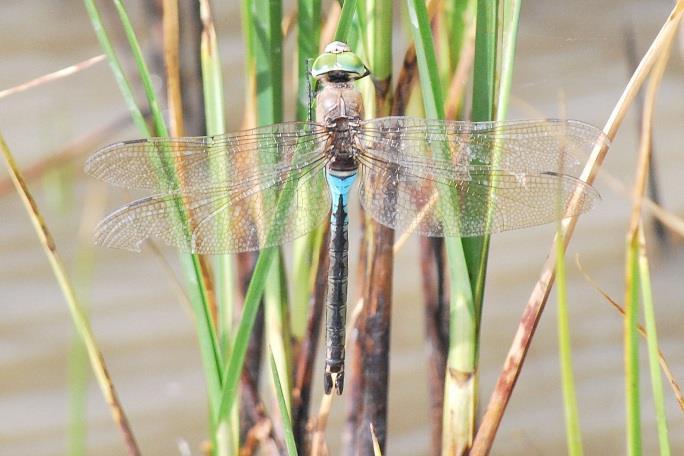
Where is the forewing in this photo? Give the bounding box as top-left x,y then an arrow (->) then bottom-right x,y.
95,161 -> 330,254
357,117 -> 605,237
85,122 -> 329,192
359,117 -> 608,180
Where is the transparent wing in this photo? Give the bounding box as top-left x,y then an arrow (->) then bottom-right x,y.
85,122 -> 330,192
357,117 -> 606,237
94,159 -> 330,254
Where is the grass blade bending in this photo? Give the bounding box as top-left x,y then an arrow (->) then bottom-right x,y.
85,0 -> 222,426
0,132 -> 140,455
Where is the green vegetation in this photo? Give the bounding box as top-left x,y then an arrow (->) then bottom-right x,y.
1,1 -> 682,455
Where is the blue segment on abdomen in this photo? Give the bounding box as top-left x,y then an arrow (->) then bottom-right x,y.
326,171 -> 357,219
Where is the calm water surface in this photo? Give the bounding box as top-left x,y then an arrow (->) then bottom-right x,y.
1,0 -> 683,454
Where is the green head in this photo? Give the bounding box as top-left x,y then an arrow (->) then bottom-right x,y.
311,41 -> 370,82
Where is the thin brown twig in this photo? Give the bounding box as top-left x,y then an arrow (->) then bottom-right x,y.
238,368 -> 283,455
170,0 -> 220,324
0,54 -> 105,99
575,255 -> 684,411
0,113 -> 133,197
624,24 -> 669,245
445,21 -> 476,121
390,44 -> 417,117
627,18 -> 676,238
471,3 -> 684,454
184,0 -> 219,331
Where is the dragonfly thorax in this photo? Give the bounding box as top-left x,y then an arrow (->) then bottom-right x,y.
317,80 -> 364,173
316,80 -> 364,124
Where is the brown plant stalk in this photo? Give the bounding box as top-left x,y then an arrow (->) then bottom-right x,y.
0,113 -> 132,197
0,132 -> 141,455
471,2 -> 684,454
292,226 -> 330,453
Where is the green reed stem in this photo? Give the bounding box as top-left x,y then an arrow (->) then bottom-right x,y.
270,350 -> 298,455
219,199 -> 305,421
112,0 -> 167,136
335,0 -> 359,42
116,1 -> 225,410
67,204 -> 100,456
406,0 -> 477,452
462,0 -> 498,322
291,0 -> 322,339
200,0 -> 233,369
625,233 -> 643,456
199,0 -> 236,453
444,0 -> 474,90
68,333 -> 88,456
217,246 -> 275,421
82,0 -> 148,134
252,0 -> 292,412
495,0 -> 521,122
265,256 -> 292,408
555,229 -> 584,456
353,0 -> 394,451
638,228 -> 670,455
216,0 -> 295,428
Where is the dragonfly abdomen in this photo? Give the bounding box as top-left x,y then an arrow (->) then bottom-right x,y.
324,171 -> 356,394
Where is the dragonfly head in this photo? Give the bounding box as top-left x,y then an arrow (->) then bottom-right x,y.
311,41 -> 370,83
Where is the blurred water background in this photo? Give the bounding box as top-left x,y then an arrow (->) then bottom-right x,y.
0,0 -> 683,454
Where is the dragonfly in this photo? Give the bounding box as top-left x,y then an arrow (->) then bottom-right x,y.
86,41 -> 608,395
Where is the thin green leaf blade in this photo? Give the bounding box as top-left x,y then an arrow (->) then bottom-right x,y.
335,0 -> 359,42
625,234 -> 643,455
270,351 -> 298,455
406,0 -> 477,451
555,229 -> 584,456
638,228 -> 671,456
